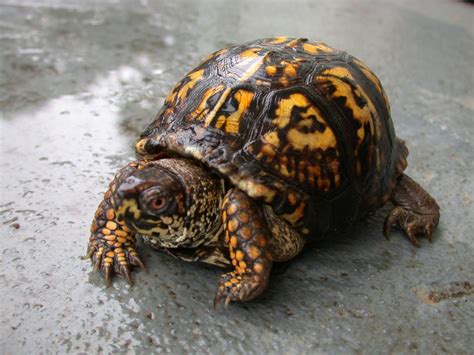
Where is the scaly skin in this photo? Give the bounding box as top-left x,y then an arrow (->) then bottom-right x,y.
85,162 -> 146,286
214,188 -> 273,308
384,174 -> 440,247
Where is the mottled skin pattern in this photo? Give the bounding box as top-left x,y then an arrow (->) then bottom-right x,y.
215,189 -> 273,306
86,37 -> 440,307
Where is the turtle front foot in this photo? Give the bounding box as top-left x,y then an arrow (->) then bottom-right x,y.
214,271 -> 268,308
384,174 -> 440,247
86,238 -> 146,287
86,186 -> 145,287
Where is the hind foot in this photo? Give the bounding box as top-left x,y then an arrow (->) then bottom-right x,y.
384,174 -> 440,247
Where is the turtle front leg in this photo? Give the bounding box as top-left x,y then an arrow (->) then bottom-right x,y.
384,174 -> 440,247
214,188 -> 273,308
85,162 -> 146,286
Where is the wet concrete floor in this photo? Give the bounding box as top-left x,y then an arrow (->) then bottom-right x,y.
1,0 -> 473,353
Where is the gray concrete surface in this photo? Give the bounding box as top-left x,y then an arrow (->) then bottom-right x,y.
1,0 -> 473,353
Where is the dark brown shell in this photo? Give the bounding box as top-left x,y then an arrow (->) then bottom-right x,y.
136,37 -> 408,236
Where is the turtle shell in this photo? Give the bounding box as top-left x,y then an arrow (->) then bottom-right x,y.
136,37 -> 408,236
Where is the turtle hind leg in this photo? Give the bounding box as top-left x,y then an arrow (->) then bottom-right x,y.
384,174 -> 440,247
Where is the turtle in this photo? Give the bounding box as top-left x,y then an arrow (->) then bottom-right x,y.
85,37 -> 440,307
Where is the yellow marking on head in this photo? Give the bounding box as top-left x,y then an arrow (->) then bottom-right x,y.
230,236 -> 238,248
116,199 -> 141,220
161,216 -> 173,225
270,36 -> 289,44
102,228 -> 111,235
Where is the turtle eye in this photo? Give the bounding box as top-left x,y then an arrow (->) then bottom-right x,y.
139,186 -> 176,216
148,196 -> 167,211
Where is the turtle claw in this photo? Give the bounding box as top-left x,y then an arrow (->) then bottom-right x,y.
213,271 -> 267,309
83,245 -> 95,259
120,264 -> 133,285
384,205 -> 438,247
87,239 -> 145,287
92,249 -> 103,272
383,206 -> 402,239
130,254 -> 147,272
104,264 -> 113,287
225,295 -> 232,308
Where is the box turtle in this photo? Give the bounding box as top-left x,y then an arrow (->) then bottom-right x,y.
86,37 -> 440,307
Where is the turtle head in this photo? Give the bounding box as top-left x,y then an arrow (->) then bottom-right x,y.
112,158 -> 222,248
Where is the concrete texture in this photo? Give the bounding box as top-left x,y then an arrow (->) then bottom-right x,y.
1,0 -> 473,353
